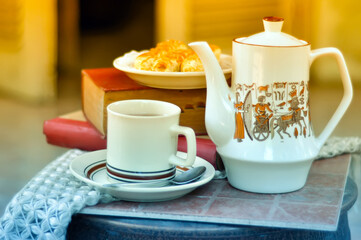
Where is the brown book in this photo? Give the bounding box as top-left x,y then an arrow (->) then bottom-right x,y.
82,68 -> 207,136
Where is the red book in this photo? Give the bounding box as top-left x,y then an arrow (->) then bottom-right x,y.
43,111 -> 219,169
43,111 -> 107,151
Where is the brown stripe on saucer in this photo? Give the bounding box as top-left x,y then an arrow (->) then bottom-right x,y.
107,167 -> 176,181
176,166 -> 190,172
86,162 -> 106,179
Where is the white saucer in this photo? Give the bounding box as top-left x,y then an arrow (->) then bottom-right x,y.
69,150 -> 215,202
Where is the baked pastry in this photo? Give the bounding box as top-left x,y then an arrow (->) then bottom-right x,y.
181,44 -> 221,72
155,39 -> 188,52
180,54 -> 203,72
133,40 -> 221,72
133,51 -> 156,71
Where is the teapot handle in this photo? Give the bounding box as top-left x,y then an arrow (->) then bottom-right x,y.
310,48 -> 353,149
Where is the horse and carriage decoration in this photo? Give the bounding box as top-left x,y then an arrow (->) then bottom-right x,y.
233,81 -> 311,142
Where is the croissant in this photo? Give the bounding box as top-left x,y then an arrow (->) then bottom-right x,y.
134,40 -> 221,72
133,51 -> 155,71
155,39 -> 188,52
181,44 -> 221,72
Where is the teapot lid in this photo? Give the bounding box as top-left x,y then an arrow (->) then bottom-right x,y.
238,17 -> 308,47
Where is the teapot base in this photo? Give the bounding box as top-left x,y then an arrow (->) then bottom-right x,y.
222,156 -> 314,194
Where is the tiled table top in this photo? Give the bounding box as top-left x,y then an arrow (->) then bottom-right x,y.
80,154 -> 351,231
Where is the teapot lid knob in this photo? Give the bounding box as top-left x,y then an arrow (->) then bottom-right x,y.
263,16 -> 284,32
236,16 -> 308,46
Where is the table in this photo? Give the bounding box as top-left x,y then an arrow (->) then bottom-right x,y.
67,177 -> 357,240
1,142 -> 358,239
67,177 -> 357,239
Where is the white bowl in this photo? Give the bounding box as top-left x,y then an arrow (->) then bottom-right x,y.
113,51 -> 232,89
223,156 -> 314,193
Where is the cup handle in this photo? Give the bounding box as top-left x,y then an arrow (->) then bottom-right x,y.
310,48 -> 353,148
169,125 -> 197,166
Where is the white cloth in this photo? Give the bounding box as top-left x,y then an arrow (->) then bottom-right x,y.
0,137 -> 360,240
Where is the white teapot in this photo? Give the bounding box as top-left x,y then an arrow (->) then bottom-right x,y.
189,16 -> 353,193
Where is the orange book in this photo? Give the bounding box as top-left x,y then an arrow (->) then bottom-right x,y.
81,68 -> 207,136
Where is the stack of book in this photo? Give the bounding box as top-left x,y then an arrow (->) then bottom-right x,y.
43,68 -> 219,168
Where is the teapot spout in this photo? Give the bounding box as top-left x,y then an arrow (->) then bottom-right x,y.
189,42 -> 234,147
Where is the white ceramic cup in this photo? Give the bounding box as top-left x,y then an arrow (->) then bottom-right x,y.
106,99 -> 197,183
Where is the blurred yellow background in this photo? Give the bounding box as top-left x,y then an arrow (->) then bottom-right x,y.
0,2 -> 360,235
0,0 -> 360,103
